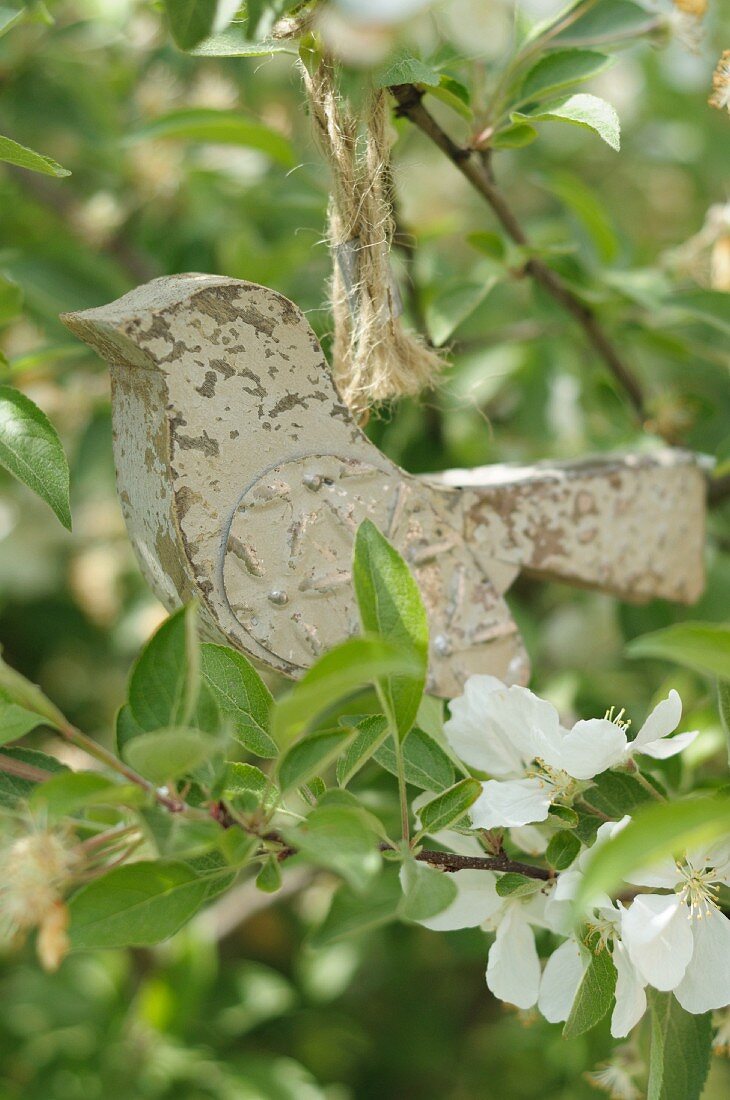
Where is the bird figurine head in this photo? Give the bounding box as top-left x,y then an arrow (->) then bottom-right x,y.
62,274 -> 706,697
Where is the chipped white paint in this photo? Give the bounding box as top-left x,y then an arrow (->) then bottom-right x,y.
61,275 -> 706,697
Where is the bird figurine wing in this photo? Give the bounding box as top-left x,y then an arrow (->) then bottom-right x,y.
61,275 -> 706,697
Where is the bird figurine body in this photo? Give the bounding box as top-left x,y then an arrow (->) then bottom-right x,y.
62,274 -> 706,696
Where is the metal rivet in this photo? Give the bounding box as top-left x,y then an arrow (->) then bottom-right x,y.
267,589 -> 289,606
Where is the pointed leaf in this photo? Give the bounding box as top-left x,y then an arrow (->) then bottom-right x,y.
647,991 -> 712,1100
0,134 -> 70,177
353,521 -> 428,739
69,860 -> 212,948
128,605 -> 200,732
201,644 -> 276,757
515,94 -> 620,151
627,622 -> 730,680
0,385 -> 71,528
419,778 -> 483,833
562,948 -> 616,1038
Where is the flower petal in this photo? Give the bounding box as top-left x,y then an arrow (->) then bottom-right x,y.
417,869 -> 502,932
632,690 -> 682,751
621,894 -> 694,991
444,676 -> 526,775
674,910 -> 730,1014
635,730 -> 698,760
444,677 -> 561,776
486,904 -> 541,1009
611,940 -> 647,1038
470,778 -> 552,829
554,718 -> 628,779
538,937 -> 588,1023
624,858 -> 682,890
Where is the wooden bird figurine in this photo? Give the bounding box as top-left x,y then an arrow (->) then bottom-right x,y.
61,275 -> 706,697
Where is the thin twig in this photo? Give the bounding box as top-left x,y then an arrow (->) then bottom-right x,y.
389,84 -> 649,424
412,847 -> 553,880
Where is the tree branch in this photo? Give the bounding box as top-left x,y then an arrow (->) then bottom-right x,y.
389,84 -> 648,424
413,847 -> 553,880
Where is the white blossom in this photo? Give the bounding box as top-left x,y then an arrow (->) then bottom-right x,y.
620,839 -> 730,1014
444,677 -> 695,831
416,868 -> 548,1010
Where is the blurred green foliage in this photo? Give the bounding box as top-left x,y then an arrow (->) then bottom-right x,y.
0,0 -> 729,1096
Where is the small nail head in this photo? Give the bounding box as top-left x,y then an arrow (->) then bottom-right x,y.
267,589 -> 289,606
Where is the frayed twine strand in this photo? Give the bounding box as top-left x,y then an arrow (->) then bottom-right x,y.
299,59 -> 446,415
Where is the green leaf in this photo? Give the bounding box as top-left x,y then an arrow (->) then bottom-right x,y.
278,729 -> 353,793
582,771 -> 650,819
309,867 -> 403,947
0,745 -> 68,808
519,50 -> 612,103
576,796 -> 730,912
282,805 -> 381,893
562,948 -> 616,1038
0,699 -> 49,745
373,50 -> 440,89
426,75 -> 473,120
0,273 -> 23,325
272,636 -> 422,748
163,0 -> 218,50
467,232 -> 506,261
425,277 -> 498,347
549,804 -> 579,827
719,681 -> 730,765
555,0 -> 659,46
30,771 -> 144,818
0,5 -> 26,38
0,385 -> 71,528
352,521 -> 428,739
69,860 -> 213,949
224,761 -> 276,809
400,859 -> 457,921
200,644 -> 276,757
0,134 -> 70,177
124,727 -> 221,784
128,605 -> 200,732
191,27 -> 292,57
256,855 -> 282,893
0,654 -> 65,728
647,991 -> 712,1100
627,622 -> 730,680
336,714 -> 390,787
128,108 -> 295,167
495,873 -> 542,898
515,94 -> 620,151
115,703 -> 146,755
491,123 -> 538,148
373,728 -> 455,792
546,829 -> 581,870
664,290 -> 730,336
418,778 -> 483,834
540,170 -> 619,262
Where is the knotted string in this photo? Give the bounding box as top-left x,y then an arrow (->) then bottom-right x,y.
298,58 -> 446,415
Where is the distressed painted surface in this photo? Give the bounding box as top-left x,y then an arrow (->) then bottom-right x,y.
61,275 -> 707,697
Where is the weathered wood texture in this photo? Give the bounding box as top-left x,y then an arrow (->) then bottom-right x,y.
61,275 -> 706,697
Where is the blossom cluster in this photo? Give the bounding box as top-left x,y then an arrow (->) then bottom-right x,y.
413,676 -> 730,1038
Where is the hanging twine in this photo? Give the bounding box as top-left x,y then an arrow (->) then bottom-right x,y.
298,59 -> 446,415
